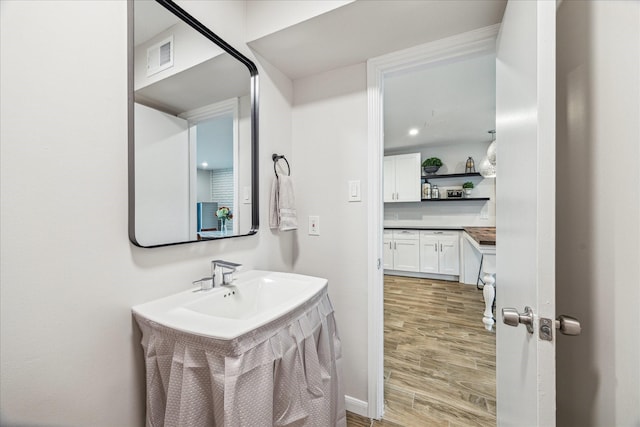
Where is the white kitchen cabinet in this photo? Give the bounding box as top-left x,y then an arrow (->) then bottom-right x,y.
383,231 -> 394,270
384,230 -> 420,272
419,231 -> 460,275
383,153 -> 421,203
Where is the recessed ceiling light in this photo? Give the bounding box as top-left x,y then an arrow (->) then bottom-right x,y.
201,162 -> 208,167
408,128 -> 419,136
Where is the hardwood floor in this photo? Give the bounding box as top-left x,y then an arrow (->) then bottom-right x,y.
347,275 -> 496,427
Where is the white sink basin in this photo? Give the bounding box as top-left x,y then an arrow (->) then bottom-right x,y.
132,270 -> 327,340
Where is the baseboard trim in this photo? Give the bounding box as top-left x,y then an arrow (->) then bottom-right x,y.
384,270 -> 460,282
345,395 -> 368,417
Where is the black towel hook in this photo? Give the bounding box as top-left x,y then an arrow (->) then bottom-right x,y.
272,153 -> 290,178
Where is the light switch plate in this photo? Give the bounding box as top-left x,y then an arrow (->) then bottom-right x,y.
243,186 -> 251,204
348,180 -> 361,202
309,215 -> 320,236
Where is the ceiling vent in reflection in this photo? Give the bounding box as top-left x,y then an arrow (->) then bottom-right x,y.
146,35 -> 174,77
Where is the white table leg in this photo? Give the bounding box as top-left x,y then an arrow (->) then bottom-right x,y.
482,272 -> 496,331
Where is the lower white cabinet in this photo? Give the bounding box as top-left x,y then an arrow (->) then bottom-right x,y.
384,230 -> 420,272
419,231 -> 460,275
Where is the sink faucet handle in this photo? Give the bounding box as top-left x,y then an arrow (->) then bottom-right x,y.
192,277 -> 213,292
222,271 -> 235,285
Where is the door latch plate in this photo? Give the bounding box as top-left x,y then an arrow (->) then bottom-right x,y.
539,317 -> 553,341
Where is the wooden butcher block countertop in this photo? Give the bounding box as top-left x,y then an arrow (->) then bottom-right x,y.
463,227 -> 496,246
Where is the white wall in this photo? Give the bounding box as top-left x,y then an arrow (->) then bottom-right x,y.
384,142 -> 496,227
291,63 -> 370,403
0,1 -> 294,425
556,1 -> 640,426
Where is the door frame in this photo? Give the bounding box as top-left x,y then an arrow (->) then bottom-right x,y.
365,24 -> 500,419
180,98 -> 240,237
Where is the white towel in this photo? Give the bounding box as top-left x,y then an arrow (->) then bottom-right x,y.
269,175 -> 297,231
269,178 -> 279,229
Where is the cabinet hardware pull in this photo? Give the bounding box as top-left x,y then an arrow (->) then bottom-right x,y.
440,243 -> 443,251
434,244 -> 437,252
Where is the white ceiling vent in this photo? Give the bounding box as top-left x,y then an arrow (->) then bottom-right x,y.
146,35 -> 174,77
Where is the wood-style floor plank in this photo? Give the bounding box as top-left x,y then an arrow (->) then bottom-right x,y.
347,275 -> 496,427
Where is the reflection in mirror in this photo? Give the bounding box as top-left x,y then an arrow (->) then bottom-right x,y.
129,0 -> 258,247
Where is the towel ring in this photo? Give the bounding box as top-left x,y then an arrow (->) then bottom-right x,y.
272,153 -> 290,178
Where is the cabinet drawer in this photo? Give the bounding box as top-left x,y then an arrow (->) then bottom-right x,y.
393,230 -> 420,240
419,230 -> 458,238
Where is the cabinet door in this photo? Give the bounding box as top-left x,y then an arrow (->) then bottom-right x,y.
394,153 -> 421,202
383,235 -> 394,269
383,157 -> 396,202
439,235 -> 460,275
419,235 -> 439,273
394,239 -> 420,272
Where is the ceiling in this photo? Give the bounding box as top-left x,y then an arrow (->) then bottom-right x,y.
135,53 -> 251,116
384,52 -> 496,151
248,0 -> 507,80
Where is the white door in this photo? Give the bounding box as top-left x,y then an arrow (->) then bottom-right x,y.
394,239 -> 420,272
419,234 -> 439,273
438,235 -> 459,276
496,0 -> 556,425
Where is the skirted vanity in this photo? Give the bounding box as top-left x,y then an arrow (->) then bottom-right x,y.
132,270 -> 346,426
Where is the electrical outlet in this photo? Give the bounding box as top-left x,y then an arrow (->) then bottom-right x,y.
480,205 -> 489,220
309,215 -> 320,236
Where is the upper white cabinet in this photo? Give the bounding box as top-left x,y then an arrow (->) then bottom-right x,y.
419,231 -> 460,275
384,153 -> 421,203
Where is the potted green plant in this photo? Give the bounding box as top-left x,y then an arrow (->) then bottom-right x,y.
422,157 -> 442,175
462,181 -> 474,196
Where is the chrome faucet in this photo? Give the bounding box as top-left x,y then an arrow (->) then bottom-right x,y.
211,260 -> 242,286
191,260 -> 242,292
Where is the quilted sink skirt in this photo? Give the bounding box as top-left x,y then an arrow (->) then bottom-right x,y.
134,288 -> 346,427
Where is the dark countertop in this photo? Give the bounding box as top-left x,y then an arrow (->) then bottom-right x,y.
384,226 -> 463,231
463,227 -> 496,246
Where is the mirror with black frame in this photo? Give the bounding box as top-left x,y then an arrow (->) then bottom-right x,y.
128,0 -> 258,247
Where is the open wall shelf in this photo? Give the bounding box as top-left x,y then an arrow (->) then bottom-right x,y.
421,197 -> 490,202
421,172 -> 482,180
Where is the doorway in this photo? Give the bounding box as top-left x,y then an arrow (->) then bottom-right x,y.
366,25 -> 500,421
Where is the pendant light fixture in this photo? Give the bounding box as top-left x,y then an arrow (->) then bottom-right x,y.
480,130 -> 497,178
